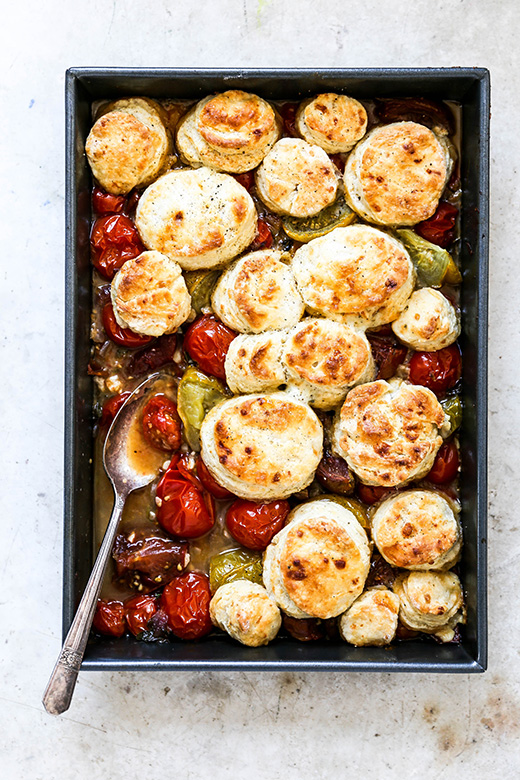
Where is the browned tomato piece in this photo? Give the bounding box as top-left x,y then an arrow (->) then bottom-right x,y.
93,600 -> 126,637
112,530 -> 190,591
315,452 -> 355,496
415,201 -> 458,249
124,594 -> 159,637
283,615 -> 325,642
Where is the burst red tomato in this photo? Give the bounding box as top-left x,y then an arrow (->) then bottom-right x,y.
156,464 -> 215,538
367,331 -> 408,379
250,218 -> 273,251
356,484 -> 395,506
197,458 -> 234,499
124,594 -> 159,636
160,572 -> 213,640
409,344 -> 462,396
90,214 -> 144,279
93,600 -> 126,637
99,391 -> 131,428
102,302 -> 154,348
142,394 -> 182,451
92,187 -> 126,215
415,201 -> 459,248
226,499 -> 290,550
183,314 -> 237,380
427,440 -> 460,484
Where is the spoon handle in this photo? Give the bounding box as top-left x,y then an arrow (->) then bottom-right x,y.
43,490 -> 126,715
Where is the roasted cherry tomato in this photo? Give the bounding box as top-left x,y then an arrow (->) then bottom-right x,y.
102,302 -> 154,348
232,171 -> 254,192
197,457 -> 234,499
250,218 -> 273,251
160,571 -> 213,640
125,189 -> 141,214
426,440 -> 460,484
183,314 -> 237,380
124,594 -> 158,637
367,330 -> 408,380
315,452 -> 355,496
409,344 -> 462,396
99,391 -> 131,428
90,214 -> 144,279
356,483 -> 395,506
156,464 -> 215,539
226,499 -> 290,551
92,187 -> 126,215
93,599 -> 126,638
142,394 -> 182,452
415,201 -> 459,249
128,334 -> 181,377
279,102 -> 298,136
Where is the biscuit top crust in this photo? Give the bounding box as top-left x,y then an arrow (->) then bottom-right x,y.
211,395 -> 321,487
134,167 -> 257,269
198,90 -> 278,151
334,379 -> 445,487
233,251 -> 303,331
292,225 -> 414,325
86,98 -> 170,195
111,250 -> 190,336
391,288 -> 460,351
347,122 -> 449,225
371,490 -> 461,569
283,319 -> 372,387
298,93 -> 368,152
397,571 -> 463,618
280,516 -> 368,618
255,138 -> 338,217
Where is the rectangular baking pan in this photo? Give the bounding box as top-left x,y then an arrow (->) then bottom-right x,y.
64,68 -> 489,672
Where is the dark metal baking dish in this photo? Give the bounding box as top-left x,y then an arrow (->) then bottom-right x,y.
64,68 -> 489,672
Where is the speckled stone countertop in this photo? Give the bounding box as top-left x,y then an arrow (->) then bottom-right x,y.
1,1 -> 519,777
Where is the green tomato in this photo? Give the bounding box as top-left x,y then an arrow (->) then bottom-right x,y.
177,366 -> 229,451
282,193 -> 356,243
441,395 -> 463,435
209,549 -> 264,593
396,229 -> 462,287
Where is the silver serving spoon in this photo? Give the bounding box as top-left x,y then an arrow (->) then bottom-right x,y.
43,373 -> 168,715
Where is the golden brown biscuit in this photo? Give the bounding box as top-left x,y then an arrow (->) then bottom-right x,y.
111,250 -> 191,337
281,318 -> 376,410
292,225 -> 415,329
85,98 -> 171,195
176,90 -> 281,173
225,331 -> 287,394
255,138 -> 338,217
371,490 -> 462,570
200,392 -> 323,500
339,588 -> 400,646
135,167 -> 257,270
333,379 -> 446,487
296,93 -> 367,153
393,570 -> 465,642
211,249 -> 305,333
344,121 -> 452,226
391,288 -> 460,351
263,499 -> 371,619
209,580 -> 281,646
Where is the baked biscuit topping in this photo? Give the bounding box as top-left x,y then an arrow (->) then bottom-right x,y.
296,93 -> 368,153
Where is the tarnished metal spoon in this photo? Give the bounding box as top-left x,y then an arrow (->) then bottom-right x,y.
43,372 -> 168,715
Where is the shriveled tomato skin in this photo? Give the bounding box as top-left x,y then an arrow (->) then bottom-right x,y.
102,302 -> 154,348
367,330 -> 408,380
426,440 -> 460,484
197,458 -> 234,499
93,600 -> 126,637
183,314 -> 237,380
415,201 -> 458,249
356,484 -> 395,506
99,391 -> 131,428
250,218 -> 273,251
226,499 -> 290,551
124,594 -> 159,637
156,464 -> 215,539
160,572 -> 213,640
231,171 -> 254,192
142,395 -> 182,452
279,103 -> 298,137
409,344 -> 462,397
90,214 -> 144,279
92,187 -> 126,215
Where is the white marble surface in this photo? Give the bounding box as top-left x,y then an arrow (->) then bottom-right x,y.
1,1 -> 519,777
